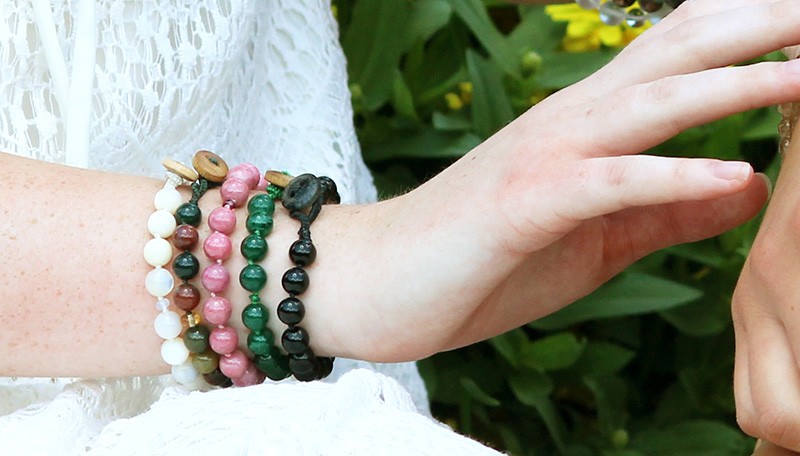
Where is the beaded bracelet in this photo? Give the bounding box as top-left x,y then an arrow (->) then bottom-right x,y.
269,172 -> 340,382
576,0 -> 683,27
206,162 -> 266,387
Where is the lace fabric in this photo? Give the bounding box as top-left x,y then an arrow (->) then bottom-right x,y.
0,0 -> 501,454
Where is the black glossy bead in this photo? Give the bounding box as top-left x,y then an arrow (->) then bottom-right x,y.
289,351 -> 317,377
204,368 -> 232,387
277,297 -> 305,325
282,174 -> 321,211
282,267 -> 309,295
289,239 -> 316,267
318,176 -> 341,205
612,0 -> 635,7
282,326 -> 310,354
664,0 -> 684,8
173,252 -> 200,280
638,0 -> 662,12
175,203 -> 202,227
184,324 -> 210,354
317,357 -> 334,379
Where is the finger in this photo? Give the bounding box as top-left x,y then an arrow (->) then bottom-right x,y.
733,294 -> 759,439
599,173 -> 768,268
553,156 -> 757,225
754,441 -> 800,456
574,62 -> 800,157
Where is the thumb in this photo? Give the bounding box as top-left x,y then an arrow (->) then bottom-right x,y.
753,440 -> 800,456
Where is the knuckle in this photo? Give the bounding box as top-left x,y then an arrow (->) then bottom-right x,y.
643,78 -> 677,104
737,408 -> 759,439
758,407 -> 800,448
602,159 -> 631,190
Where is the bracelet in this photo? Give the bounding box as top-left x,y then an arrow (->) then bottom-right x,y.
272,172 -> 340,382
576,0 -> 683,26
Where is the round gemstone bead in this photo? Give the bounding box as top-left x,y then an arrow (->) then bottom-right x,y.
173,252 -> 200,280
161,338 -> 190,365
242,303 -> 268,330
247,331 -> 274,355
144,238 -> 173,267
625,8 -> 646,27
289,351 -> 317,376
154,187 -> 184,213
204,231 -> 232,261
240,264 -> 267,293
154,311 -> 182,339
317,357 -> 335,379
282,326 -> 310,355
318,176 -> 340,204
202,264 -> 230,294
277,297 -> 305,325
192,350 -> 220,374
232,363 -> 266,387
204,368 -> 231,387
665,0 -> 684,7
247,193 -> 275,216
289,240 -> 316,267
220,178 -> 251,208
257,175 -> 268,191
254,352 -> 291,381
282,174 -> 321,211
208,206 -> 237,234
173,225 -> 199,251
227,163 -> 261,189
184,324 -> 211,353
175,203 -> 202,227
209,326 -> 239,355
638,0 -> 662,12
281,267 -> 309,295
241,234 -> 268,262
246,212 -> 273,235
173,283 -> 201,311
599,1 -> 625,25
148,210 -> 177,238
171,360 -> 199,384
219,349 -> 249,378
612,0 -> 634,6
203,295 -> 232,326
146,268 -> 174,297
575,0 -> 601,8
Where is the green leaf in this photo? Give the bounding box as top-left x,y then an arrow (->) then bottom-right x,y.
406,0 -> 452,49
530,272 -> 703,330
574,342 -> 636,376
488,328 -> 528,367
392,69 -> 419,121
509,6 -> 564,54
509,373 -> 565,452
630,420 -> 750,456
584,375 -> 628,434
467,50 -> 515,138
433,111 -> 472,131
362,128 -> 481,162
537,50 -> 617,88
460,377 -> 501,407
445,0 -> 521,78
341,0 -> 410,109
519,332 -> 586,371
660,296 -> 730,337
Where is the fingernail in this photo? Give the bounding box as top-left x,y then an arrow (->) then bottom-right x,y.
785,59 -> 800,74
712,161 -> 752,181
756,172 -> 773,199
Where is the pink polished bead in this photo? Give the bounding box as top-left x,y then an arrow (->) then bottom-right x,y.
204,231 -> 232,261
209,326 -> 239,355
257,175 -> 268,191
232,362 -> 266,387
202,264 -> 230,294
208,206 -> 236,234
227,163 -> 261,189
203,296 -> 232,326
219,349 -> 248,379
220,178 -> 250,208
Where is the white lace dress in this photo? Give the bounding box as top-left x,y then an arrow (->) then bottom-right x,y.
0,0 -> 501,454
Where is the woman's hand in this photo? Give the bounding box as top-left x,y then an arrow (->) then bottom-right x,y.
310,0 -> 800,362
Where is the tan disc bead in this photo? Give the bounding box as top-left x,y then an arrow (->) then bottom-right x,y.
265,170 -> 294,188
162,158 -> 199,182
193,150 -> 229,183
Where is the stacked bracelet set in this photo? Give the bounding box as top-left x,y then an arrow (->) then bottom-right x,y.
576,0 -> 685,26
145,151 -> 339,387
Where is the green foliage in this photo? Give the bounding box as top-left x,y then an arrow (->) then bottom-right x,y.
336,1 -> 781,453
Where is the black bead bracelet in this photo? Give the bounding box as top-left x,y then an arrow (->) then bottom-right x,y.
272,172 -> 340,382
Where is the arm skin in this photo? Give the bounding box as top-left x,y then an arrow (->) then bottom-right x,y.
2,0 -> 799,381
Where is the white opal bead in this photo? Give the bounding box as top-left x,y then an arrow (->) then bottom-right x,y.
154,311 -> 183,339
161,338 -> 190,366
575,0 -> 600,9
143,238 -> 173,267
145,267 -> 174,297
154,187 -> 184,213
148,210 -> 177,238
598,1 -> 625,26
156,298 -> 170,312
172,360 -> 200,384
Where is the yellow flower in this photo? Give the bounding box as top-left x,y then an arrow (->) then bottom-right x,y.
445,93 -> 464,111
545,3 -> 650,52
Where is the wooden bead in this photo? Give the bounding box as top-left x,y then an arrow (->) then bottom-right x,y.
162,158 -> 199,182
264,170 -> 294,188
192,150 -> 229,183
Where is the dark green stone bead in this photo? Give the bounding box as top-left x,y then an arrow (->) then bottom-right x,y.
240,264 -> 267,292
184,324 -> 210,354
254,350 -> 290,381
247,194 -> 275,216
246,212 -> 273,235
173,252 -> 200,280
175,203 -> 202,227
247,330 -> 274,355
192,349 -> 219,374
241,234 -> 268,262
242,303 -> 269,330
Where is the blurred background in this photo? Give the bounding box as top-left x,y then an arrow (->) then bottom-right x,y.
334,1 -> 781,454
